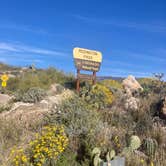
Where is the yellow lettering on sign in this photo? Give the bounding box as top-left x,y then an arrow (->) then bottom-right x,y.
73,47 -> 102,63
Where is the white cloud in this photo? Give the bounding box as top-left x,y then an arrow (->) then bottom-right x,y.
0,42 -> 19,52
0,42 -> 67,56
101,68 -> 152,77
110,50 -> 166,63
72,14 -> 166,33
0,23 -> 48,35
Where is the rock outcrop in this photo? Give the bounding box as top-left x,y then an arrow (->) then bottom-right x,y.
122,75 -> 143,96
0,87 -> 74,128
0,94 -> 12,105
122,75 -> 143,111
124,96 -> 140,111
47,84 -> 65,96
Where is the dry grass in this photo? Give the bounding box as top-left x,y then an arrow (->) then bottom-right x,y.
0,116 -> 43,165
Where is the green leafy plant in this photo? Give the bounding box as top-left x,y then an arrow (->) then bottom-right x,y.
92,147 -> 102,166
122,135 -> 141,156
0,104 -> 12,113
44,95 -> 102,164
91,147 -> 116,166
100,79 -> 123,92
14,87 -> 46,103
129,135 -> 141,151
10,125 -> 68,166
6,67 -> 74,93
106,149 -> 116,162
80,83 -> 114,110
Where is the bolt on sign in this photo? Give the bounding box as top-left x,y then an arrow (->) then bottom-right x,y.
1,74 -> 9,87
73,47 -> 102,92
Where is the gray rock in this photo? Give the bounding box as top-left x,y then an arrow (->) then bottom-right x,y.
0,94 -> 12,105
39,100 -> 49,109
47,84 -> 65,96
124,96 -> 140,111
122,75 -> 143,96
11,102 -> 34,111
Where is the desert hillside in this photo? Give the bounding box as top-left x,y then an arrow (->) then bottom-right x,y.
0,63 -> 165,166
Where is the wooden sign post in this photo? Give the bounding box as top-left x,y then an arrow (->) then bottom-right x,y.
73,47 -> 102,92
76,69 -> 80,92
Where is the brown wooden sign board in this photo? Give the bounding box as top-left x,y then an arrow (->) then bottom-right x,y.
74,59 -> 101,72
73,47 -> 102,92
78,73 -> 95,80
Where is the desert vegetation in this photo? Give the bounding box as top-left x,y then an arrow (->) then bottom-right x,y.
0,63 -> 165,166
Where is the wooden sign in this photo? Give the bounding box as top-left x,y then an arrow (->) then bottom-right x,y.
78,73 -> 95,80
73,47 -> 102,92
73,47 -> 102,72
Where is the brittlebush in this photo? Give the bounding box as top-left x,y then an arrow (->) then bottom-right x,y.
10,125 -> 68,166
100,79 -> 122,90
80,83 -> 114,109
10,148 -> 28,166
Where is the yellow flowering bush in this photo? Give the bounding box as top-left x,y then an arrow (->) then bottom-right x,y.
80,83 -> 114,109
10,148 -> 29,166
100,79 -> 123,90
10,125 -> 68,166
29,125 -> 68,166
91,84 -> 114,106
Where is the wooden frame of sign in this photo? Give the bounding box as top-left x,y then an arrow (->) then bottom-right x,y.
73,47 -> 102,92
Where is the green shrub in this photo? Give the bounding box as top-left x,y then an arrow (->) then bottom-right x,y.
56,148 -> 81,166
10,125 -> 68,166
138,78 -> 166,97
0,104 -> 12,113
46,95 -> 100,138
133,111 -> 153,136
14,87 -> 46,103
0,119 -> 24,152
100,79 -> 123,91
44,95 -> 103,164
6,67 -> 75,93
80,83 -> 114,110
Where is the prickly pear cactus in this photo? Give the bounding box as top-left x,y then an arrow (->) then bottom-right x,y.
92,147 -> 102,166
144,138 -> 158,157
106,152 -> 110,162
122,147 -> 131,156
110,149 -> 116,160
93,154 -> 102,166
92,147 -> 101,156
129,135 -> 141,151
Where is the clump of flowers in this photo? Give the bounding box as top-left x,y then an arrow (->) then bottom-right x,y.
113,136 -> 121,148
91,84 -> 114,105
10,125 -> 68,166
10,147 -> 28,166
101,79 -> 123,90
29,125 -> 68,166
80,83 -> 114,109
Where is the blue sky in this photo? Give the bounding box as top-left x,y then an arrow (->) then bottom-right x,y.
0,0 -> 166,78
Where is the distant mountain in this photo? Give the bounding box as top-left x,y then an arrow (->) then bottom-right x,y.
0,63 -> 20,71
97,76 -> 124,82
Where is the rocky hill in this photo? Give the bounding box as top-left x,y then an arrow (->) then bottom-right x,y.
0,63 -> 165,166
